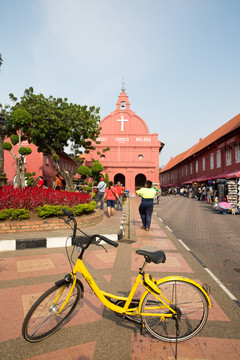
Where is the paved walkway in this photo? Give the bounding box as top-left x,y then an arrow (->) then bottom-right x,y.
0,198 -> 239,359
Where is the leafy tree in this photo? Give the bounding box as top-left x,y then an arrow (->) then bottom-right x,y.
104,172 -> 109,187
2,109 -> 32,188
89,161 -> 103,198
77,165 -> 90,178
77,165 -> 90,185
2,87 -> 101,190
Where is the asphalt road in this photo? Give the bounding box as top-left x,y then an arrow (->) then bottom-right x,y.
154,195 -> 240,303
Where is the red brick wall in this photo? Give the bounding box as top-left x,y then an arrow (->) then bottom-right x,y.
0,211 -> 103,234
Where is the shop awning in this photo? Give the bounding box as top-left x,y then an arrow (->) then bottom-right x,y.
161,183 -> 179,188
211,170 -> 240,180
192,175 -> 212,183
225,170 -> 240,179
182,180 -> 192,184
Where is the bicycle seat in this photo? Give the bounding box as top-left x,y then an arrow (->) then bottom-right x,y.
136,250 -> 166,264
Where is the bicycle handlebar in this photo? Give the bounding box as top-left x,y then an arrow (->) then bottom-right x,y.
62,208 -> 73,217
98,235 -> 118,247
62,208 -> 118,249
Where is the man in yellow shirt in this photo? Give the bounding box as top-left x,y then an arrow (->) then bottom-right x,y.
136,180 -> 156,231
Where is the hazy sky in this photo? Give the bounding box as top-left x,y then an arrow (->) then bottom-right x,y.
1,0 -> 240,167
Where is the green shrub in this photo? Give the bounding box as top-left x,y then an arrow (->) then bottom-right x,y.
36,202 -> 96,218
36,205 -> 65,219
73,201 -> 96,215
0,210 -> 8,220
0,208 -> 30,220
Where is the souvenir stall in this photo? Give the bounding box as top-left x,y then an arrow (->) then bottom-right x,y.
226,179 -> 238,213
213,172 -> 240,215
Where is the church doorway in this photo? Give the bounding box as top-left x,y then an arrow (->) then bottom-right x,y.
114,173 -> 125,186
135,173 -> 146,191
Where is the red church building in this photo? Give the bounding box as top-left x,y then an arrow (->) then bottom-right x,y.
85,86 -> 164,195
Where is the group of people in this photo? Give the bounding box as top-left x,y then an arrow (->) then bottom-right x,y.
197,186 -> 213,203
164,185 -> 215,204
37,174 -> 62,190
94,178 -> 124,218
95,177 -> 157,231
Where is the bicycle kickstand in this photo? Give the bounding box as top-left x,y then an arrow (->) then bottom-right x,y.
174,316 -> 180,360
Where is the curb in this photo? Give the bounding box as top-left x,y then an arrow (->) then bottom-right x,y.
0,200 -> 129,252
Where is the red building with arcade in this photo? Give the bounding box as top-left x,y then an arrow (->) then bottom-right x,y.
85,86 -> 164,195
160,113 -> 240,187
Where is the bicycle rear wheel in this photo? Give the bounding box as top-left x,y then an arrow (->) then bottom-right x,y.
22,282 -> 81,342
141,279 -> 209,342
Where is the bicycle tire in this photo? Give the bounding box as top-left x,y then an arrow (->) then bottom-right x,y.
22,282 -> 81,342
141,279 -> 209,342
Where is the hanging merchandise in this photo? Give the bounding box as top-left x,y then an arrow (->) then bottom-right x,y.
237,176 -> 240,212
226,179 -> 237,211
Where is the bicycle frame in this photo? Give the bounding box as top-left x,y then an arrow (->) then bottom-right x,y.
58,257 -> 211,317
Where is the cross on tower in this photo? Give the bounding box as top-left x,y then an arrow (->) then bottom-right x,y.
117,115 -> 128,132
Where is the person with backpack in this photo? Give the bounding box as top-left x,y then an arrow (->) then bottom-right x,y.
94,178 -> 107,210
103,181 -> 120,217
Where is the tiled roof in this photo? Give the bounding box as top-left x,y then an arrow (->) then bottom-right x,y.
162,113 -> 240,172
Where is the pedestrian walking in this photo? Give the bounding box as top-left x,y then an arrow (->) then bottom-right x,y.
103,181 -> 120,217
94,178 -> 107,210
55,175 -> 62,190
115,181 -> 124,211
136,180 -> 156,231
206,187 -> 212,204
197,186 -> 202,201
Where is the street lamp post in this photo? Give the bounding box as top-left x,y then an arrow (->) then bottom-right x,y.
0,113 -> 7,186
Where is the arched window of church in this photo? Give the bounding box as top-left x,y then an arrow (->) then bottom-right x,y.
100,154 -> 105,159
120,101 -> 126,109
138,154 -> 144,160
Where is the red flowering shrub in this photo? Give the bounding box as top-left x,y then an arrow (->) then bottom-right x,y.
0,186 -> 91,210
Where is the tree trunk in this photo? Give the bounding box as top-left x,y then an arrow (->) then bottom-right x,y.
91,176 -> 96,199
55,159 -> 75,191
15,157 -> 21,189
20,155 -> 26,189
18,128 -> 25,189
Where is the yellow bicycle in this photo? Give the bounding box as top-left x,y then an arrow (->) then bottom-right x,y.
22,209 -> 211,343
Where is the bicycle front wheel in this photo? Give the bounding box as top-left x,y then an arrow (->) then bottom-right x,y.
22,282 -> 81,342
141,279 -> 209,342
